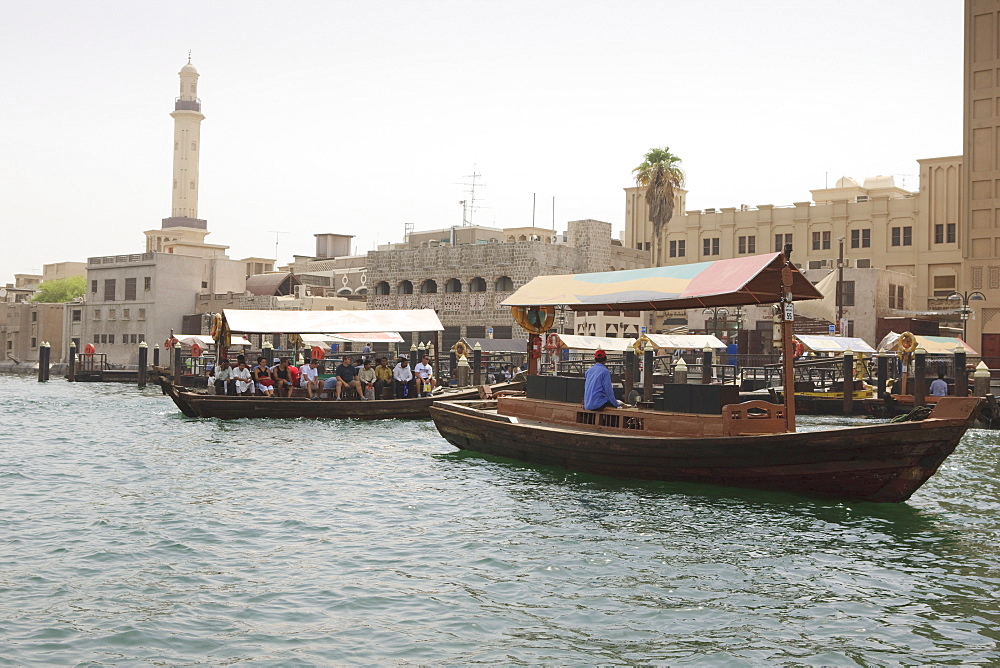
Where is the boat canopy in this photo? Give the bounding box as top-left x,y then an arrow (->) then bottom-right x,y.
553,335 -> 638,352
877,332 -> 979,356
501,252 -> 822,311
223,309 -> 444,334
794,335 -> 876,354
634,333 -> 727,351
300,332 -> 405,347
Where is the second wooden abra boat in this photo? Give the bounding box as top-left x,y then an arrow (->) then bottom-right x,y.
159,377 -> 517,420
430,250 -> 983,502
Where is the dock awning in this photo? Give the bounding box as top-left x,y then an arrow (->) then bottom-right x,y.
178,334 -> 251,347
223,309 -> 444,334
301,332 -> 405,346
554,335 -> 637,352
877,332 -> 979,356
636,334 -> 727,351
794,335 -> 876,354
501,252 -> 822,311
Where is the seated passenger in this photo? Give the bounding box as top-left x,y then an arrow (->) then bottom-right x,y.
392,356 -> 414,398
374,357 -> 393,400
254,357 -> 274,397
336,356 -> 364,400
299,359 -> 322,399
271,357 -> 294,397
414,355 -> 437,397
232,360 -> 253,396
583,349 -> 626,410
357,359 -> 377,400
214,359 -> 234,396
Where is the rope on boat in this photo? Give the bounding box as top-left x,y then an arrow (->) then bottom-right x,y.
889,405 -> 932,423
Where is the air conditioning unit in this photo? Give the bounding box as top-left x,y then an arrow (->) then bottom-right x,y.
856,258 -> 871,268
704,208 -> 717,213
841,258 -> 852,268
856,195 -> 869,203
739,204 -> 749,211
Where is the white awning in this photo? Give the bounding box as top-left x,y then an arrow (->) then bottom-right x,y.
300,332 -> 404,346
794,335 -> 876,354
637,334 -> 727,351
224,309 -> 443,333
178,334 -> 251,347
554,335 -> 637,352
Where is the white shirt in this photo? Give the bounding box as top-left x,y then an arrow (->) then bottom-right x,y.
300,364 -> 319,384
393,363 -> 413,383
415,362 -> 433,379
232,366 -> 253,393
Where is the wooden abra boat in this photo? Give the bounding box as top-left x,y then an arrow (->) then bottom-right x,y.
158,378 -> 519,420
431,396 -> 981,502
430,250 -> 982,502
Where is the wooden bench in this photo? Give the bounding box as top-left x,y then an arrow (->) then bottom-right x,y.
721,400 -> 787,436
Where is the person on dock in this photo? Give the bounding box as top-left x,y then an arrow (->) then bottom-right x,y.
335,356 -> 365,400
232,359 -> 253,396
393,356 -> 414,398
300,359 -> 322,399
929,372 -> 949,397
584,349 -> 626,410
357,359 -> 377,400
414,355 -> 436,397
374,357 -> 393,400
271,358 -> 295,397
254,357 -> 275,397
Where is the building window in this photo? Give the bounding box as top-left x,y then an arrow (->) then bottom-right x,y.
495,276 -> 514,291
108,308 -> 116,320
72,309 -> 81,322
470,277 -> 487,292
31,311 -> 37,322
138,308 -> 146,320
397,281 -> 413,295
420,279 -> 438,294
201,281 -> 208,289
30,337 -> 36,349
124,277 -> 137,301
108,334 -> 115,345
445,278 -> 462,293
93,309 -> 101,320
103,279 -> 116,301
811,231 -> 831,251
100,334 -> 107,344
889,284 -> 905,309
702,238 -> 720,256
773,233 -> 792,253
891,226 -> 913,246
738,235 -> 756,254
144,277 -> 151,291
850,229 -> 871,248
191,142 -> 197,151
669,240 -> 686,258
94,335 -> 100,344
91,280 -> 97,294
123,309 -> 130,320
841,281 -> 855,307
375,281 -> 390,295
933,275 -> 957,297
947,223 -> 956,243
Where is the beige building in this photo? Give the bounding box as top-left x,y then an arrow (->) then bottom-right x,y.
1,302 -> 67,364
366,219 -> 650,350
625,158 -> 965,348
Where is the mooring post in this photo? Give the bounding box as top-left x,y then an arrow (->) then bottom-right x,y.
643,340 -> 655,401
37,342 -> 49,382
173,341 -> 182,385
954,345 -> 968,397
842,350 -> 854,416
152,343 -> 160,367
68,341 -> 76,382
876,353 -> 888,398
624,347 -> 636,396
138,341 -> 148,388
674,357 -> 688,385
701,345 -> 712,385
44,342 -> 51,381
913,347 -> 927,405
456,354 -> 470,387
974,361 -> 991,397
473,342 -> 482,387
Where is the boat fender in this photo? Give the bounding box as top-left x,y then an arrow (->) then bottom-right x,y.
899,331 -> 918,354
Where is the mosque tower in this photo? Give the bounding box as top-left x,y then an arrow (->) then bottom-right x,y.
146,57 -> 218,254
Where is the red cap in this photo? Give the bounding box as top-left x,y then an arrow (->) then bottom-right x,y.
594,349 -> 607,359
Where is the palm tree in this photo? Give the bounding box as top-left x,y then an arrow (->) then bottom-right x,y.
633,147 -> 685,265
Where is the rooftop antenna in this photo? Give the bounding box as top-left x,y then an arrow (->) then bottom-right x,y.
268,230 -> 289,262
404,221 -> 414,242
532,193 -> 536,227
552,196 -> 555,230
187,50 -> 192,63
456,166 -> 483,227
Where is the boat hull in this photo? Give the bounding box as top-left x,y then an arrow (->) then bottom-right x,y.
429,399 -> 980,502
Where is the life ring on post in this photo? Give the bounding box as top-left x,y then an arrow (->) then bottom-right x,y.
83,343 -> 95,356
310,345 -> 326,361
164,337 -> 178,350
510,305 -> 555,334
898,331 -> 918,354
190,342 -> 203,358
453,341 -> 469,358
792,339 -> 805,359
545,332 -> 560,351
210,313 -> 223,339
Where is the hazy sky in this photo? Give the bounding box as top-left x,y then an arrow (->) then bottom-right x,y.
1,1 -> 962,280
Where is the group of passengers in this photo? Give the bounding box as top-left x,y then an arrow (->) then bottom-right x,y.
208,353 -> 437,400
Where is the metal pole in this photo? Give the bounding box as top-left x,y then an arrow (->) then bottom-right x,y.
837,237 -> 845,332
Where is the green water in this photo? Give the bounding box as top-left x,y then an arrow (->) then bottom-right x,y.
1,375 -> 998,665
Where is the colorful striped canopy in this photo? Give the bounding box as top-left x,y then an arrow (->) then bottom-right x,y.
502,252 -> 822,311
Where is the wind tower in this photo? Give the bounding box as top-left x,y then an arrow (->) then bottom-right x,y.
146,56 -> 219,255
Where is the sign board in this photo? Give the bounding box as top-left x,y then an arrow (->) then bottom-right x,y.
828,324 -> 836,334
487,327 -> 494,339
783,303 -> 794,321
641,326 -> 647,334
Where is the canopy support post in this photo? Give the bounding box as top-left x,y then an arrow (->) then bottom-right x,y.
780,248 -> 797,433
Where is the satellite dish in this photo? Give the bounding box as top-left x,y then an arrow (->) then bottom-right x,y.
0,288 -> 7,298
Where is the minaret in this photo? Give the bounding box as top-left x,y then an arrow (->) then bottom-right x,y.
162,56 -> 207,230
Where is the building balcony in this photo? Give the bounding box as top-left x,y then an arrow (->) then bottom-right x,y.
174,98 -> 202,112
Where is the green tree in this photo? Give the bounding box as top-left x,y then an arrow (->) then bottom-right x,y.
31,276 -> 87,303
633,147 -> 685,265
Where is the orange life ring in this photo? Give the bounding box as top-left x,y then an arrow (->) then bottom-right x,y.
453,341 -> 469,358
899,331 -> 918,354
311,345 -> 326,361
190,342 -> 203,358
210,313 -> 223,339
83,343 -> 95,356
545,332 -> 560,351
164,337 -> 178,350
793,340 -> 805,359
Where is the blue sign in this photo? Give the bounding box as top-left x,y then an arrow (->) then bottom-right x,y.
828,324 -> 835,334
641,326 -> 647,334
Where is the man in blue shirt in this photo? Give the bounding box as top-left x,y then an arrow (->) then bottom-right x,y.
929,373 -> 949,397
584,349 -> 626,410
